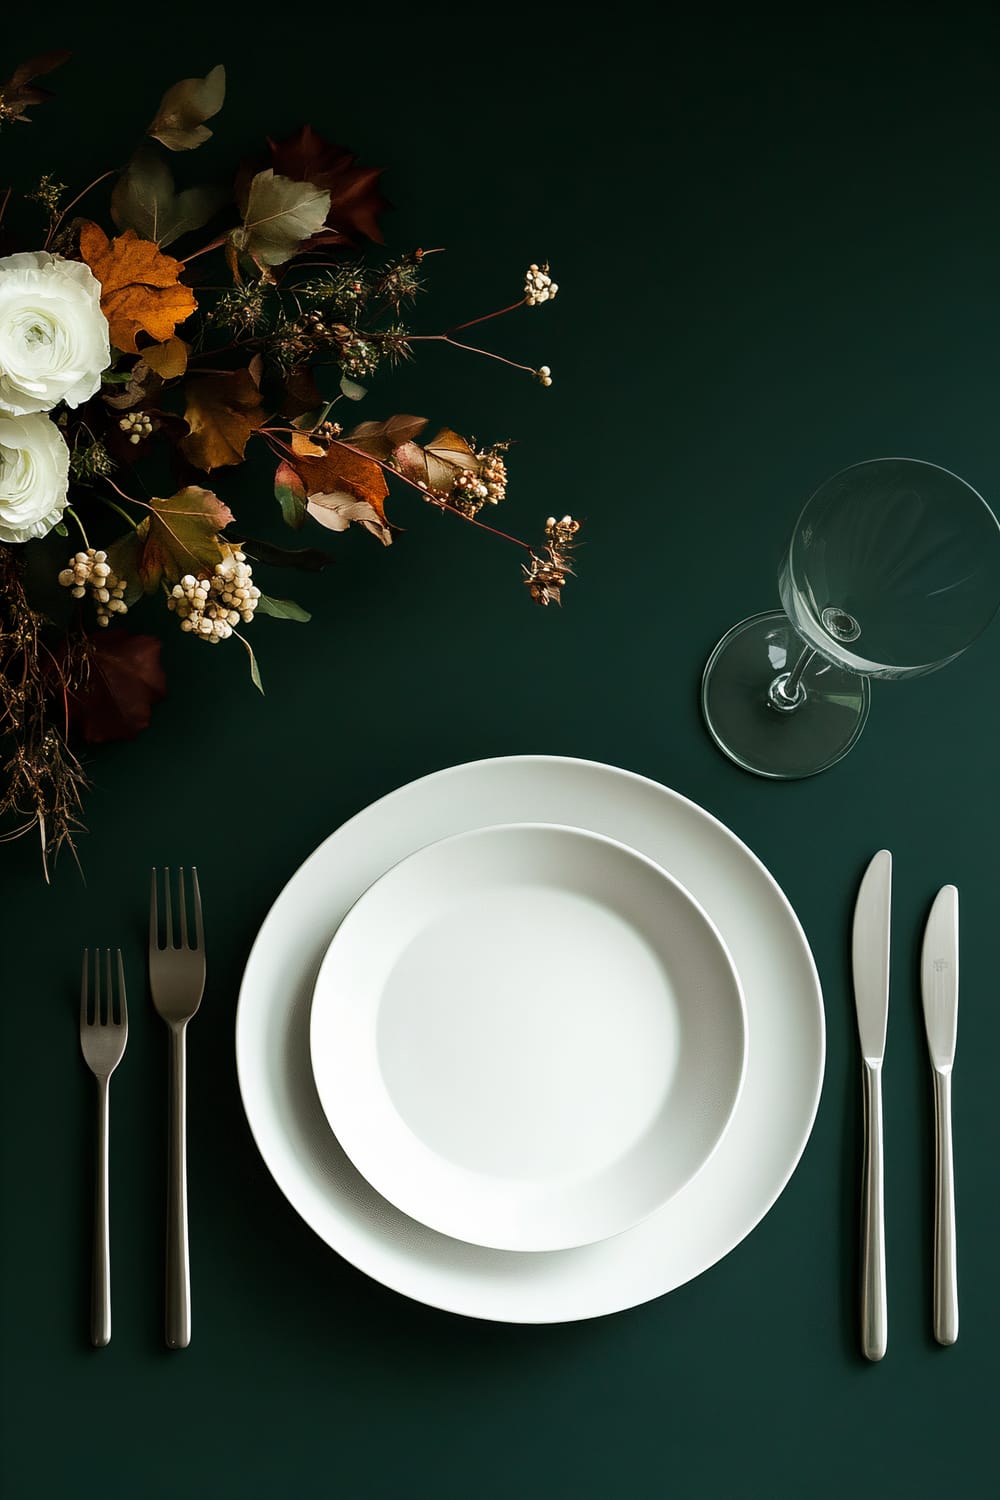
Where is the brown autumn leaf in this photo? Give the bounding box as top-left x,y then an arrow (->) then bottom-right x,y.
180,368 -> 265,470
291,441 -> 389,524
421,427 -> 479,491
0,50 -> 71,125
267,125 -> 389,246
136,486 -> 235,592
148,64 -> 225,151
282,365 -> 324,419
290,430 -> 325,458
68,632 -> 167,744
78,222 -> 197,354
306,493 -> 392,547
142,336 -> 188,379
346,414 -> 428,462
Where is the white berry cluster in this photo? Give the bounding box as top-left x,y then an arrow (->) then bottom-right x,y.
536,364 -> 553,387
524,263 -> 558,306
118,411 -> 153,445
453,468 -> 490,506
167,552 -> 261,644
57,549 -> 129,626
479,451 -> 508,504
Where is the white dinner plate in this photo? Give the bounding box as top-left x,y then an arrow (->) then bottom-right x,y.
236,756 -> 825,1323
309,823 -> 747,1253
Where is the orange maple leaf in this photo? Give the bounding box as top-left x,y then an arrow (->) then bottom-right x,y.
78,221 -> 197,354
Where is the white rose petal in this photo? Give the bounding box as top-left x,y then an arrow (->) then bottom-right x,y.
0,251 -> 111,415
0,411 -> 70,543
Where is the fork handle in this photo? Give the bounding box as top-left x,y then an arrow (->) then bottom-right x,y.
91,1078 -> 111,1347
166,1024 -> 191,1349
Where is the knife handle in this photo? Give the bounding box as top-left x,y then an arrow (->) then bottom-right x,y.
932,1069 -> 958,1345
861,1060 -> 887,1361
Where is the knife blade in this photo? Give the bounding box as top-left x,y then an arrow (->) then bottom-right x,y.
921,885 -> 959,1346
852,849 -> 891,1361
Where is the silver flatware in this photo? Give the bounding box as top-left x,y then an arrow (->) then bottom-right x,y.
921,884 -> 959,1346
79,949 -> 128,1348
852,849 -> 891,1362
149,867 -> 205,1350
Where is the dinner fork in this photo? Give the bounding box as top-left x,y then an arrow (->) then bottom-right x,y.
79,949 -> 128,1348
149,867 -> 205,1350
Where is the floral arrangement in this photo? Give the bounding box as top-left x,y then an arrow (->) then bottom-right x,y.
0,53 -> 580,873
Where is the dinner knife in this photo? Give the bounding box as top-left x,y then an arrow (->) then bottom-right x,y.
852,849 -> 891,1362
921,885 -> 959,1346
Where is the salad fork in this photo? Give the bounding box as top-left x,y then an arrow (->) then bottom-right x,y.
149,867 -> 205,1349
79,948 -> 128,1348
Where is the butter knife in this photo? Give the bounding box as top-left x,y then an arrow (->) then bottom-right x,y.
852,849 -> 891,1362
921,885 -> 959,1346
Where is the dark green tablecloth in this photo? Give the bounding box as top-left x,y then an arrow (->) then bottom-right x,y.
2,6 -> 998,1496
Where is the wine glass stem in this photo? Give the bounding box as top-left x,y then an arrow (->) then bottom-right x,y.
768,644 -> 816,713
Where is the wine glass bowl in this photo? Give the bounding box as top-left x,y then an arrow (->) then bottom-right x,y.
702,459 -> 1000,779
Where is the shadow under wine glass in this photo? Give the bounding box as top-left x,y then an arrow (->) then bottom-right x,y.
702,458 -> 1000,779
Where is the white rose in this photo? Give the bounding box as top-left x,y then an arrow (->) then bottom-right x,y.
0,411 -> 70,543
0,251 -> 110,415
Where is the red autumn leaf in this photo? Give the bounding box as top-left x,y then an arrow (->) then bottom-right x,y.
274,460 -> 306,529
68,632 -> 167,744
0,50 -> 70,124
266,125 -> 390,246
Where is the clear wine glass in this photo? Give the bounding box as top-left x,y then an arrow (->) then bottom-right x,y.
701,458 -> 1000,779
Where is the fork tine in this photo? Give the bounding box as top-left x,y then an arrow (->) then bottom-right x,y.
81,948 -> 89,1028
105,949 -> 114,1025
164,867 -> 174,949
178,867 -> 188,950
150,867 -> 159,952
191,867 -> 204,951
116,949 -> 128,1030
93,945 -> 102,1025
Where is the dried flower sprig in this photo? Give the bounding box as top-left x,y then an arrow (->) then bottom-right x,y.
523,515 -> 581,606
0,546 -> 88,875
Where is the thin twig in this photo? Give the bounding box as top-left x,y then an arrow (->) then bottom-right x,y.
45,169 -> 117,247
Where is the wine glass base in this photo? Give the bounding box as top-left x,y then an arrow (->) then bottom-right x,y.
701,610 -> 870,779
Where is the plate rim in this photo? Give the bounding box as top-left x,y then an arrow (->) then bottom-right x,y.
308,818 -> 749,1254
236,753 -> 825,1322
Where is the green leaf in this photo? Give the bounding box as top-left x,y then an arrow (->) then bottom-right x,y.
230,171 -> 330,268
106,530 -> 145,606
235,631 -> 264,694
148,64 -> 225,151
235,536 -> 337,572
256,594 -> 311,622
339,375 -> 367,401
111,148 -> 226,248
274,460 -> 306,529
54,521 -> 68,537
